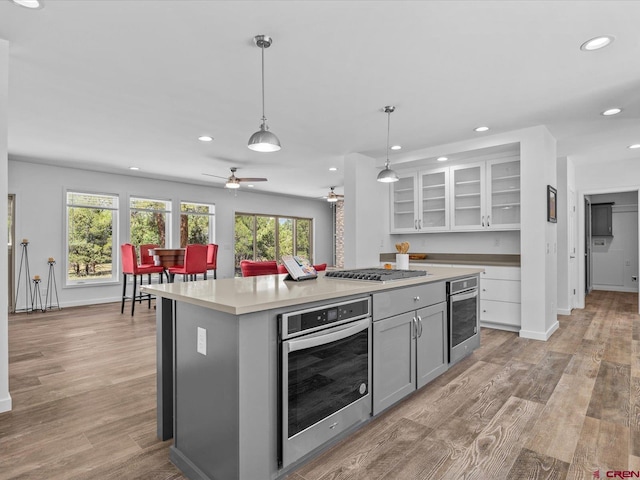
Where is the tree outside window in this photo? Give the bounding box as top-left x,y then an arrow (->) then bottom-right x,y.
180,202 -> 215,247
66,191 -> 118,284
130,197 -> 170,248
234,213 -> 313,276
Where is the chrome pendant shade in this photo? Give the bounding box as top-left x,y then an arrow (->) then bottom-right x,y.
377,106 -> 399,183
248,35 -> 281,152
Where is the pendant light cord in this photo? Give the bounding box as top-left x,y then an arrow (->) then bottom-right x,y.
261,45 -> 267,126
385,110 -> 391,168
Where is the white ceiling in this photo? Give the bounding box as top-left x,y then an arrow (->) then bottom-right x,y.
1,0 -> 639,199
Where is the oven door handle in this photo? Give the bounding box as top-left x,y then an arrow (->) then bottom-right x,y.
287,318 -> 370,353
450,289 -> 478,302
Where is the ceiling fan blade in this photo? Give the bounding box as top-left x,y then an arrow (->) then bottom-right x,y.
237,177 -> 268,182
202,173 -> 228,180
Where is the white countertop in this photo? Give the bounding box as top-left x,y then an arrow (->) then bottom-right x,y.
142,266 -> 483,315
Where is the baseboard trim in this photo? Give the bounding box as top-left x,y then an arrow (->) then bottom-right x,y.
0,393 -> 12,413
557,308 -> 572,316
519,320 -> 560,341
592,285 -> 639,293
480,321 -> 520,333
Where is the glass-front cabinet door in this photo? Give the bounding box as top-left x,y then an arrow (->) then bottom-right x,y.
390,173 -> 418,233
420,168 -> 449,231
450,163 -> 485,230
487,159 -> 520,229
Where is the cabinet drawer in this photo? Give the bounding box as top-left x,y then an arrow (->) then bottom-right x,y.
480,266 -> 521,280
373,282 -> 445,321
480,300 -> 521,326
480,279 -> 521,302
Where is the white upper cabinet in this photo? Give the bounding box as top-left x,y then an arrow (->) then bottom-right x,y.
390,167 -> 449,233
450,162 -> 485,230
420,168 -> 449,232
487,159 -> 520,229
390,173 -> 419,233
390,157 -> 520,234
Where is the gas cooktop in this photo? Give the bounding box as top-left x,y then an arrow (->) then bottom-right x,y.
324,268 -> 427,282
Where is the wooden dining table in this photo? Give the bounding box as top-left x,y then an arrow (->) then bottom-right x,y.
148,248 -> 185,268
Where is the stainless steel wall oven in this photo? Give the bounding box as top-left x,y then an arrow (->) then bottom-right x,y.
447,276 -> 480,365
279,297 -> 372,468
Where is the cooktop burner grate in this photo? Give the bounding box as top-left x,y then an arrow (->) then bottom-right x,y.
324,268 -> 427,282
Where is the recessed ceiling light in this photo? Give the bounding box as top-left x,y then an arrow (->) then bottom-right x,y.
198,135 -> 213,142
129,166 -> 140,171
329,167 -> 337,171
474,126 -> 489,132
628,144 -> 640,149
437,157 -> 448,162
580,35 -> 615,51
391,145 -> 402,151
11,0 -> 43,9
601,108 -> 622,116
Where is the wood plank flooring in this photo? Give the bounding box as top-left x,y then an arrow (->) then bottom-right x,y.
0,290 -> 638,479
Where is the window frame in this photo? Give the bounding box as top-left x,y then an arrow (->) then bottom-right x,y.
64,189 -> 119,287
234,212 -> 314,274
129,195 -> 172,249
179,200 -> 216,247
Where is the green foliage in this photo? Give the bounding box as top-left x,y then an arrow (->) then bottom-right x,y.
234,214 -> 313,276
68,207 -> 113,279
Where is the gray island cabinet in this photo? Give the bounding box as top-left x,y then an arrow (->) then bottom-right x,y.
143,266 -> 481,480
372,282 -> 448,414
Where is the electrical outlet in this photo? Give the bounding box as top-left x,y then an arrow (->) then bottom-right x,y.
197,327 -> 207,355
626,260 -> 631,266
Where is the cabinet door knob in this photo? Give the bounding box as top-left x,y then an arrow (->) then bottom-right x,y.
481,216 -> 485,227
483,309 -> 487,313
487,215 -> 490,227
482,288 -> 486,292
414,296 -> 420,301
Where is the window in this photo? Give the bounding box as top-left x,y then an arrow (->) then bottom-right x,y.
234,213 -> 313,276
180,202 -> 216,247
66,191 -> 118,285
129,197 -> 171,248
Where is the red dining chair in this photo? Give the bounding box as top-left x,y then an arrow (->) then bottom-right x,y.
313,263 -> 327,272
139,243 -> 166,282
168,244 -> 208,282
240,260 -> 278,277
121,243 -> 165,316
206,243 -> 218,279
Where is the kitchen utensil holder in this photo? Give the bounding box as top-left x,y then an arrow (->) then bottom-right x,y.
396,254 -> 409,270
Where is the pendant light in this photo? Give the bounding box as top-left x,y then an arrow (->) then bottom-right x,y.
248,35 -> 281,152
377,106 -> 399,183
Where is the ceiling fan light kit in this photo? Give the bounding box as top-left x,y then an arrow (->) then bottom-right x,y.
326,186 -> 343,203
377,106 -> 399,183
248,34 -> 281,153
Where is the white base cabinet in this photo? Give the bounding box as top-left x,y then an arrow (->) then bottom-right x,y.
479,266 -> 521,331
372,284 -> 448,415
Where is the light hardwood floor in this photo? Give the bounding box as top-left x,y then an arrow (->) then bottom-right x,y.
1,290 -> 638,479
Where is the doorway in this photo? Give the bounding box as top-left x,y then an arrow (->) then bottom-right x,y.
8,194 -> 14,312
580,189 -> 639,311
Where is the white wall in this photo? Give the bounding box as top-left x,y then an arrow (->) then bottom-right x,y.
390,231 -> 520,255
574,157 -> 640,310
8,160 -> 333,308
343,152 -> 390,268
589,192 -> 638,292
0,39 -> 11,413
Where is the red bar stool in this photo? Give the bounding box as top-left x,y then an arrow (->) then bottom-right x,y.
140,243 -> 167,282
206,243 -> 218,279
240,260 -> 278,277
121,243 -> 165,316
168,244 -> 208,282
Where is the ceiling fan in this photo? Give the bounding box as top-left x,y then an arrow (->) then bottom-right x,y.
326,186 -> 344,203
202,167 -> 268,189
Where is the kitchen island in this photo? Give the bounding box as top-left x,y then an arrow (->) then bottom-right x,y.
143,266 -> 482,480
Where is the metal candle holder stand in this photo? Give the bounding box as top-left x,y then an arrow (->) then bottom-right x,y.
32,278 -> 44,312
45,260 -> 61,311
13,240 -> 33,313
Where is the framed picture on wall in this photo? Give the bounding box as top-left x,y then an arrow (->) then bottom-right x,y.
547,185 -> 557,223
